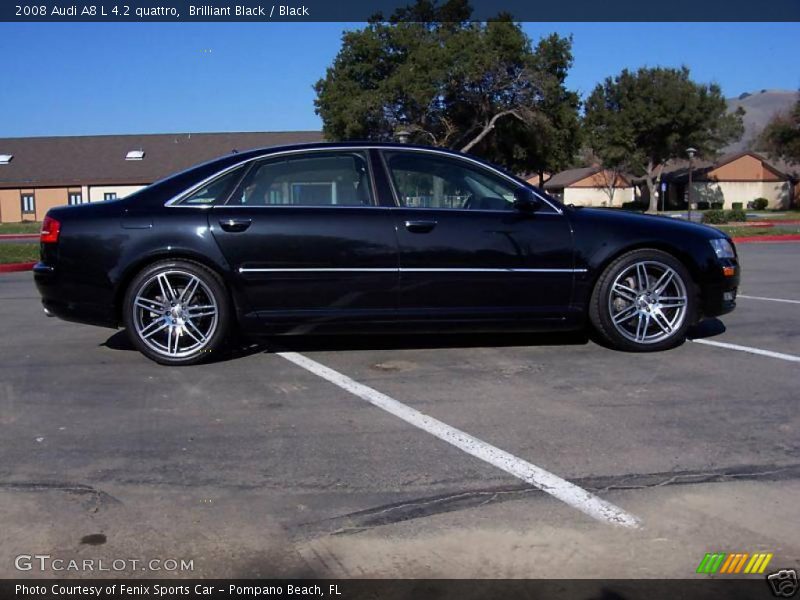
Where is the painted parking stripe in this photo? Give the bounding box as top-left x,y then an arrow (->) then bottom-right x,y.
690,339 -> 800,363
738,294 -> 800,305
276,350 -> 640,528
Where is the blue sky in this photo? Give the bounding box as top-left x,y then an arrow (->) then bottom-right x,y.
1,22 -> 798,137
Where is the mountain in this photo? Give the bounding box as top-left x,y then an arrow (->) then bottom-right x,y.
724,89 -> 799,153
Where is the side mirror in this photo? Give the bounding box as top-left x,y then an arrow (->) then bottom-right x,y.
513,188 -> 542,213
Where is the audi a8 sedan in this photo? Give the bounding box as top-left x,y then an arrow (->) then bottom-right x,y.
34,143 -> 739,365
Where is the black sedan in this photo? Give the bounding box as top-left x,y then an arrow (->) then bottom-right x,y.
34,143 -> 739,365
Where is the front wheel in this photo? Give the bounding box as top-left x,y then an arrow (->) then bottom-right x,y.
123,260 -> 230,365
589,249 -> 696,352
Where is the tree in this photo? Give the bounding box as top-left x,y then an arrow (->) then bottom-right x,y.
313,0 -> 581,175
583,67 -> 744,212
758,98 -> 800,162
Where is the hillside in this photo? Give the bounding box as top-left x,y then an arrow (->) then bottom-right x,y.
724,89 -> 799,152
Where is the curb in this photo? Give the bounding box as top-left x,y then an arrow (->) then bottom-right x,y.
0,261 -> 36,273
0,233 -> 38,240
732,234 -> 800,244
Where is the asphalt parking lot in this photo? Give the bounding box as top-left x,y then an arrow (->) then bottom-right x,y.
1,243 -> 798,580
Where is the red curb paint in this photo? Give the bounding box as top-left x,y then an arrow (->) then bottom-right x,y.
733,234 -> 800,243
0,233 -> 39,240
0,261 -> 36,273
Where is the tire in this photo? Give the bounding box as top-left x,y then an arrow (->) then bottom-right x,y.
589,249 -> 696,352
122,259 -> 230,366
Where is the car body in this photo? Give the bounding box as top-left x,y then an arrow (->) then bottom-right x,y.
34,142 -> 740,364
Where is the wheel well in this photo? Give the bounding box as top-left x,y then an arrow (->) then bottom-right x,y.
113,253 -> 231,324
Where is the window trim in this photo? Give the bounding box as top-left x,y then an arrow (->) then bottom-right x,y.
164,146 -> 561,214
68,191 -> 83,206
103,192 -> 118,201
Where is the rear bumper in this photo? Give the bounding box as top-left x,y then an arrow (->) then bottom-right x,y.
33,262 -> 117,328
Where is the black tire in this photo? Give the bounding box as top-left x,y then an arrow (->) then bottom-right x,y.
122,259 -> 230,366
589,249 -> 696,352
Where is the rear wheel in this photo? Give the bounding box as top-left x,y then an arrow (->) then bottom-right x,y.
123,260 -> 230,365
589,249 -> 695,352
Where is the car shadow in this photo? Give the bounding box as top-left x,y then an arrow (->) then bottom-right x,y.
687,318 -> 727,340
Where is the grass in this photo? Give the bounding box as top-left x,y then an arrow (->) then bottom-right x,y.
0,243 -> 38,264
715,225 -> 800,237
0,221 -> 40,234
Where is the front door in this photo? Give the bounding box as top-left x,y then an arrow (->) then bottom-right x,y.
379,149 -> 575,320
209,150 -> 398,327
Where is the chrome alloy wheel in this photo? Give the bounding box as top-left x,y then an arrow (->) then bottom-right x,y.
132,270 -> 219,359
607,260 -> 688,344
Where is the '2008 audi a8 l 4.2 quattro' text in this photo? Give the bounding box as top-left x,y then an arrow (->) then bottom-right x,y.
34,143 -> 739,365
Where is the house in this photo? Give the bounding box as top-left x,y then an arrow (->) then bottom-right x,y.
659,151 -> 797,210
542,167 -> 635,207
0,131 -> 324,223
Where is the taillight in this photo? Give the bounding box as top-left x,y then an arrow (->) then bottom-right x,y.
40,215 -> 61,244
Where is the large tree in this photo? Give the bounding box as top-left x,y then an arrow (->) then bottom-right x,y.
583,66 -> 744,212
313,0 -> 581,175
758,97 -> 800,162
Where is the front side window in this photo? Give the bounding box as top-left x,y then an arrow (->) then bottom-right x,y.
384,151 -> 518,211
228,152 -> 373,207
177,165 -> 246,206
21,193 -> 35,213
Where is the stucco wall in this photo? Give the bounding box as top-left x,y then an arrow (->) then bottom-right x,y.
33,188 -> 70,221
707,154 -> 783,182
88,185 -> 146,202
0,189 -> 23,223
564,186 -> 635,207
690,181 -> 791,209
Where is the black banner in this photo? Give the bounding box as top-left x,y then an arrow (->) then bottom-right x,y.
2,0 -> 799,22
0,579 -> 784,600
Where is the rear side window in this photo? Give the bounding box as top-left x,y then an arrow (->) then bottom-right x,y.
177,165 -> 246,206
227,152 -> 373,207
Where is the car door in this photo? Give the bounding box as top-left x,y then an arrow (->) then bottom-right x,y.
379,149 -> 575,320
209,150 -> 398,327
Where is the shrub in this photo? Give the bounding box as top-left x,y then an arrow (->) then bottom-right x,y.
732,202 -> 743,210
726,208 -> 747,222
702,209 -> 728,224
711,201 -> 724,210
752,198 -> 769,210
696,201 -> 710,210
622,200 -> 648,211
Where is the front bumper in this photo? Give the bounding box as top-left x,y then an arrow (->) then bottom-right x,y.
700,260 -> 739,318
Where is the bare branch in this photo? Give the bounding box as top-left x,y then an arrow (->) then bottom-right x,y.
460,109 -> 526,153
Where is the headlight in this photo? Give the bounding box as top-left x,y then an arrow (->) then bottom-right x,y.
710,238 -> 735,259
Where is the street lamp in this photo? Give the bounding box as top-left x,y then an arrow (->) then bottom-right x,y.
686,147 -> 697,222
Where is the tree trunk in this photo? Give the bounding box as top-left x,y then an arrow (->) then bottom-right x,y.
645,160 -> 662,213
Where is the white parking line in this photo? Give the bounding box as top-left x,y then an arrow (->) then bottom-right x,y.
276,350 -> 641,528
690,339 -> 800,363
738,294 -> 800,305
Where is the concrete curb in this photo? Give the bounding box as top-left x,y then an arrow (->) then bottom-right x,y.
0,261 -> 36,273
0,233 -> 38,240
732,235 -> 800,244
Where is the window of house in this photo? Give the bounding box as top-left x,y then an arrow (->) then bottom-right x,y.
383,151 -> 517,211
229,152 -> 373,207
21,193 -> 35,214
68,191 -> 83,205
104,192 -> 117,201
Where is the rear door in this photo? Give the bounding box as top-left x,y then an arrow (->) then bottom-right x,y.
379,149 -> 575,320
209,150 -> 398,327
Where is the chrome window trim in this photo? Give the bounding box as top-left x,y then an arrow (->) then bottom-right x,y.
164,145 -> 563,214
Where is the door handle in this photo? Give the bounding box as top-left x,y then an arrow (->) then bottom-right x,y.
219,218 -> 252,233
404,220 -> 437,233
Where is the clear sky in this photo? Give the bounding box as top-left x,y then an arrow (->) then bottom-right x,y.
1,22 -> 798,137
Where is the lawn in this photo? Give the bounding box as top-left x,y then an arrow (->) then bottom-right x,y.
0,243 -> 39,264
715,225 -> 800,238
0,222 -> 41,234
